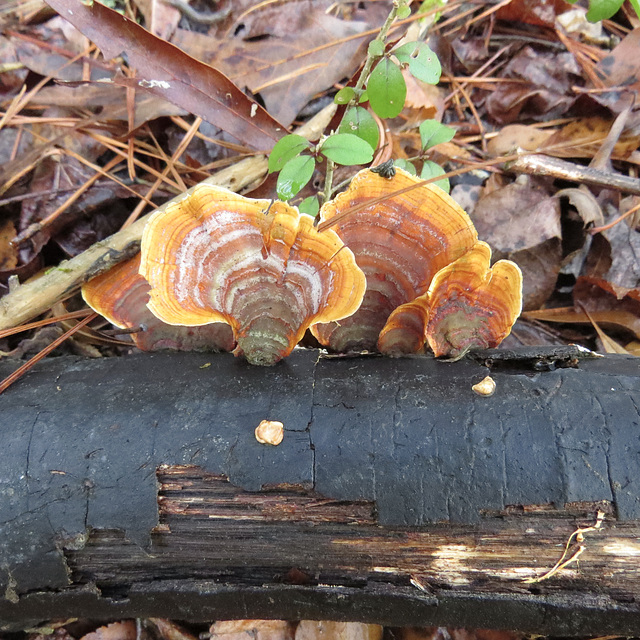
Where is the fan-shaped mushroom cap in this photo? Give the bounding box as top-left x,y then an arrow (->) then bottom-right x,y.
425,241 -> 523,358
377,292 -> 430,356
82,254 -> 235,352
311,167 -> 478,352
139,184 -> 366,366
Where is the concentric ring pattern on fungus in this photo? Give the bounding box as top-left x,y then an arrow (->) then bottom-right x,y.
82,254 -> 235,352
425,241 -> 523,358
139,184 -> 366,365
312,167 -> 478,352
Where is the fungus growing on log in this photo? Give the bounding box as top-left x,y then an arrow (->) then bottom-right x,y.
139,184 -> 366,366
82,254 -> 235,352
426,241 -> 522,358
379,242 -> 522,358
311,167 -> 478,352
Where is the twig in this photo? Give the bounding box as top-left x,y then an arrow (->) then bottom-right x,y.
507,154 -> 640,196
523,510 -> 605,584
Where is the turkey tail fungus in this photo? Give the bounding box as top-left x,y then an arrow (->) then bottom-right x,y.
311,167 -> 478,353
82,254 -> 236,352
425,241 -> 522,359
379,242 -> 522,358
139,184 -> 366,366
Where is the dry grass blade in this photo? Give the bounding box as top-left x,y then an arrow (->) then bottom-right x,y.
0,312 -> 97,395
0,309 -> 91,339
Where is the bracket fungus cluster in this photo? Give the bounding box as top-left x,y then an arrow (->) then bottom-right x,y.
83,167 -> 522,365
312,168 -> 479,352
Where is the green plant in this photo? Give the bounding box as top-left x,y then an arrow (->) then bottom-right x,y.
566,0 -> 640,22
267,0 -> 449,214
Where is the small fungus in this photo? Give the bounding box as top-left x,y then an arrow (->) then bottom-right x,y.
472,375 -> 497,397
82,254 -> 235,352
312,168 -> 478,352
140,184 -> 366,366
379,242 -> 522,358
426,241 -> 522,358
255,420 -> 284,445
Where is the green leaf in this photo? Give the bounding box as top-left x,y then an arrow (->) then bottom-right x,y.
320,133 -> 374,166
277,155 -> 315,200
268,134 -> 310,174
394,159 -> 417,175
419,120 -> 455,150
584,0 -> 623,21
368,40 -> 385,57
394,41 -> 441,85
334,87 -> 355,105
367,58 -> 407,119
298,196 -> 320,218
585,0 -> 624,21
397,3 -> 412,19
338,107 -> 380,151
358,89 -> 369,103
421,160 -> 449,193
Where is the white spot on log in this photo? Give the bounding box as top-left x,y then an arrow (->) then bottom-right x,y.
250,103 -> 258,118
431,544 -> 471,585
603,541 -> 640,556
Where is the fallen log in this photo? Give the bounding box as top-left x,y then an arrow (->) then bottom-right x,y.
1,347 -> 640,634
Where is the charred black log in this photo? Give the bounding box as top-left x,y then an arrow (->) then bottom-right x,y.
1,348 -> 639,634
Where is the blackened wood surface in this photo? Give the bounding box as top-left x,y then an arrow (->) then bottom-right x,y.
1,349 -> 640,633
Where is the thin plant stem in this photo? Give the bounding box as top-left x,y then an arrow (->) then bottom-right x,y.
322,1 -> 401,201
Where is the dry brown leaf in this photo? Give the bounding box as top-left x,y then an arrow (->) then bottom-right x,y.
487,124 -> 554,156
43,0 -> 286,151
524,276 -> 640,339
33,84 -> 188,128
0,219 -> 18,271
470,178 -> 561,254
602,215 -> 640,289
593,27 -> 640,112
80,621 -> 137,640
485,46 -> 580,124
295,622 -> 382,640
149,619 -> 199,640
470,178 -> 561,310
210,620 -> 295,640
136,0 -> 181,40
542,117 -> 640,162
174,5 -> 371,127
495,0 -> 571,27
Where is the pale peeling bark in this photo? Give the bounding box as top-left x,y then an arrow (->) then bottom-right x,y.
0,106 -> 335,331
